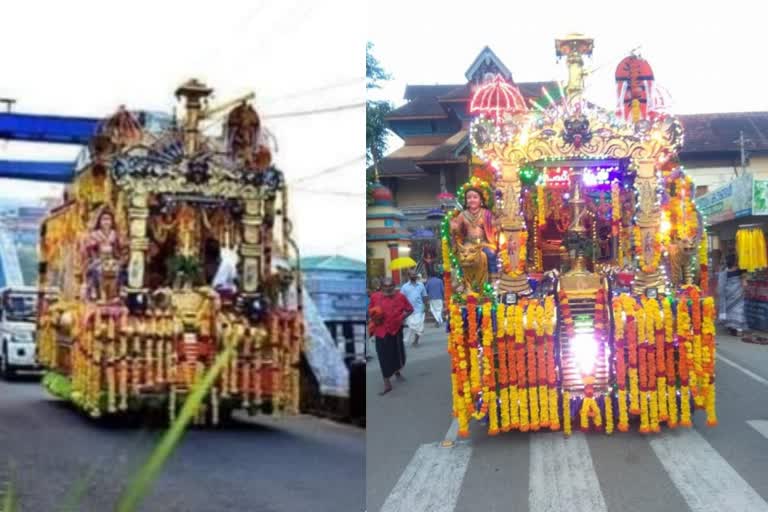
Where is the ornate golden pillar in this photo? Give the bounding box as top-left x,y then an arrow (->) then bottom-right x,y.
241,198 -> 264,293
498,162 -> 532,294
127,192 -> 149,289
633,159 -> 665,291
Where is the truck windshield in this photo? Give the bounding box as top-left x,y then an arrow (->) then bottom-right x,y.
4,294 -> 37,322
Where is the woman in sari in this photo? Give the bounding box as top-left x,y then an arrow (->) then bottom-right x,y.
720,254 -> 747,336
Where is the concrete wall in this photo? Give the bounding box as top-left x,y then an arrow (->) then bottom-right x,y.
687,156 -> 768,193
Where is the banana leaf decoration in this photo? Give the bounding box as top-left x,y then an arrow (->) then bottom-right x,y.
166,255 -> 203,287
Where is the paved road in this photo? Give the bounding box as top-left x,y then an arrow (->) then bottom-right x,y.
0,379 -> 364,512
367,326 -> 768,512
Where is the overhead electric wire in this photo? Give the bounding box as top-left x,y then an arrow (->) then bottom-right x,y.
264,102 -> 364,120
261,78 -> 364,106
290,187 -> 364,197
289,156 -> 364,184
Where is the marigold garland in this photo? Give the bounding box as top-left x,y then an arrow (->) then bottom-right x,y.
537,183 -> 547,228
706,383 -> 718,427
605,394 -> 614,434
496,304 -> 510,431
618,389 -> 629,432
563,391 -> 572,436
467,296 -> 481,395
699,233 -> 708,293
507,304 -> 519,429
478,303 -> 495,425
680,386 -> 692,428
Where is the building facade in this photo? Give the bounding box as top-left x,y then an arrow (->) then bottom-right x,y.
301,255 -> 367,361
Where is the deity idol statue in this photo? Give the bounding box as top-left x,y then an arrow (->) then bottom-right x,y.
450,187 -> 499,289
83,209 -> 125,302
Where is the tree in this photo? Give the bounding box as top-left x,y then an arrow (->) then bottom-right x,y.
366,43 -> 393,204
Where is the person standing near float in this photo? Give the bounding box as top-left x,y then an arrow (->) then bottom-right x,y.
400,270 -> 429,346
368,278 -> 412,395
425,272 -> 445,326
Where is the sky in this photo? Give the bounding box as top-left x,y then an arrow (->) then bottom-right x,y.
0,0 -> 365,260
368,0 -> 766,146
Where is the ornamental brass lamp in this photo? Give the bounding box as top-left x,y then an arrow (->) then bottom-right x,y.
175,79 -> 213,156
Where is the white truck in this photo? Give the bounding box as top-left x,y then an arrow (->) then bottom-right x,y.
0,286 -> 42,378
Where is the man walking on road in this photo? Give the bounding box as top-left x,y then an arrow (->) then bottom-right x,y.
368,278 -> 412,395
400,270 -> 429,346
425,272 -> 445,326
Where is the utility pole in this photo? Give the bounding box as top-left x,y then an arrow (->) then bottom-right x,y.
735,130 -> 750,177
0,98 -> 16,113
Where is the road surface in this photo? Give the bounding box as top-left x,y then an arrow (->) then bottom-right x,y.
366,326 -> 768,512
0,379 -> 364,511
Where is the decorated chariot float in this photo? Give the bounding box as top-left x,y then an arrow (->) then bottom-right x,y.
445,35 -> 716,436
35,80 -> 328,425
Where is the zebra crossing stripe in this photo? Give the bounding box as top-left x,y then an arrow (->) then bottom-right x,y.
650,428 -> 768,511
378,442 -> 471,512
747,420 -> 768,440
379,419 -> 470,512
529,432 -> 608,512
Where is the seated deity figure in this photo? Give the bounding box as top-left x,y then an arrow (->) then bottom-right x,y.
450,187 -> 499,281
83,208 -> 125,302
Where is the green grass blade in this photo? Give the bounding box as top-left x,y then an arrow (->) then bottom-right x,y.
115,344 -> 235,512
2,472 -> 17,512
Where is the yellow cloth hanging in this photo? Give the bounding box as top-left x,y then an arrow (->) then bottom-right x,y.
737,227 -> 767,272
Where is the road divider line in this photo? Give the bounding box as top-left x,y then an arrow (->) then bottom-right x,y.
747,420 -> 768,440
650,428 -> 768,511
379,441 -> 471,512
718,354 -> 768,386
529,432 -> 608,512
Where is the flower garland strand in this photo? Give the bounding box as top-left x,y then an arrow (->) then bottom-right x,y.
624,296 -> 640,416
664,297 -> 678,428
612,180 -> 622,266
702,297 -> 717,426
481,303 -> 498,432
516,303 -> 529,431
563,391 -> 572,436
467,295 -> 481,396
496,304 -> 510,432
699,232 -> 708,293
677,296 -> 692,428
637,301 -> 650,433
451,304 -> 470,437
544,296 -> 559,431
526,300 -> 540,431
507,304 -> 520,430
613,295 -> 629,431
535,303 -> 549,429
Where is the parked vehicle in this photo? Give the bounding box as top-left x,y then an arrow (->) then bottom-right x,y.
0,286 -> 44,378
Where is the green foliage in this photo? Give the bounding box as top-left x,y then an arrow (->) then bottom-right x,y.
43,371 -> 72,401
2,476 -> 17,512
166,255 -> 203,286
366,42 -> 391,90
366,42 -> 393,169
